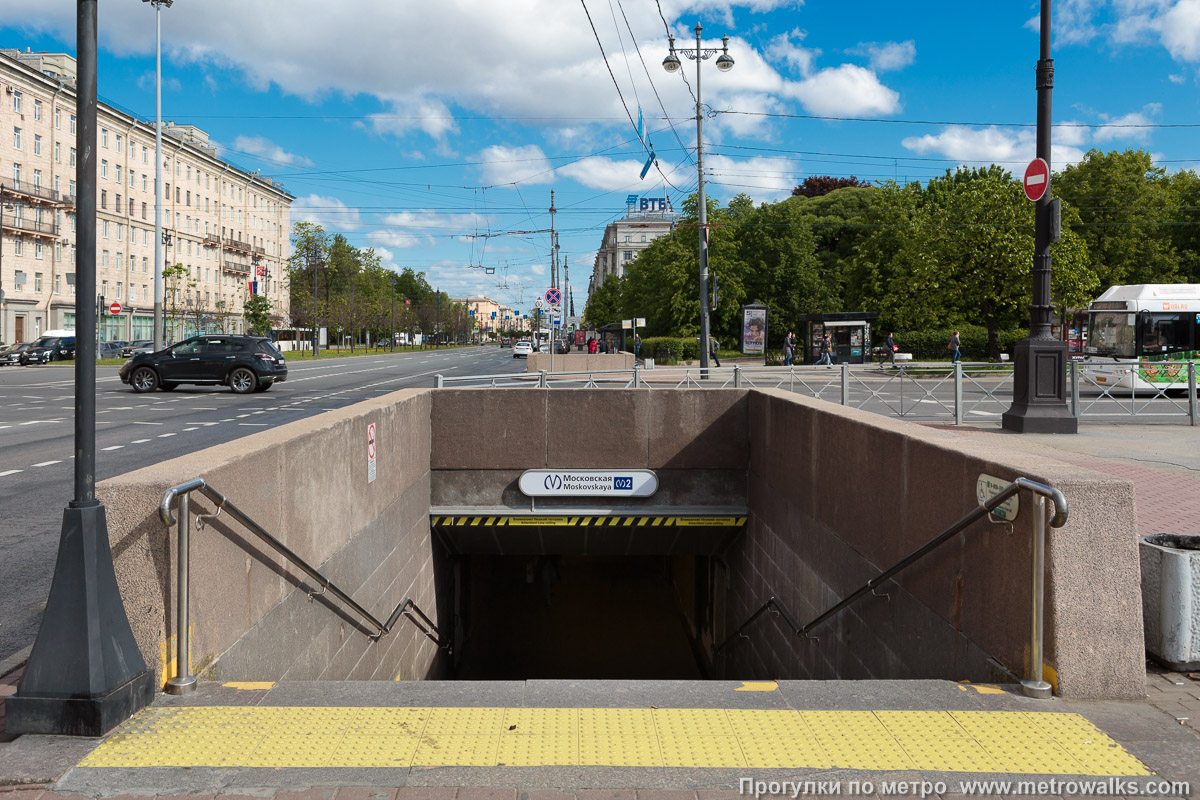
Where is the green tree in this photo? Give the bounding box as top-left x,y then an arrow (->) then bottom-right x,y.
584,274 -> 624,328
243,294 -> 273,336
1054,149 -> 1179,288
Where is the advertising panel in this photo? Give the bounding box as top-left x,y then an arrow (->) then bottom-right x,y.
742,307 -> 767,355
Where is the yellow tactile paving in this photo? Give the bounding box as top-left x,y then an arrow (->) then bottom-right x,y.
76,705 -> 1153,776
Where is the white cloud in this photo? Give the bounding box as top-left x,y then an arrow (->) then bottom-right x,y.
291,194 -> 363,231
901,126 -> 1086,168
362,97 -> 459,141
558,157 -> 647,191
136,72 -> 182,92
230,135 -> 313,167
849,41 -> 916,72
765,29 -> 820,76
476,145 -> 556,187
1159,0 -> 1200,61
1093,104 -> 1161,142
366,210 -> 487,251
785,64 -> 900,116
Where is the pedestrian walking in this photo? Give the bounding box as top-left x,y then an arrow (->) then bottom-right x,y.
948,330 -> 961,364
782,331 -> 796,366
708,334 -> 721,367
880,332 -> 897,367
633,333 -> 642,361
816,332 -> 834,367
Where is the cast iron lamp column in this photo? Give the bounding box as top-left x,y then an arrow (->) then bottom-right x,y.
7,0 -> 155,737
142,0 -> 172,351
1002,0 -> 1076,433
664,23 -> 732,371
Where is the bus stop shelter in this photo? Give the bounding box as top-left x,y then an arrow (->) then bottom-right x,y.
799,312 -> 879,365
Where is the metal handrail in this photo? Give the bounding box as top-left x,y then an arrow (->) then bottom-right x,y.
715,477 -> 1068,698
159,478 -> 449,695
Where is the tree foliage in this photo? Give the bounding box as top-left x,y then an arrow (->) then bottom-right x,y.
792,175 -> 871,198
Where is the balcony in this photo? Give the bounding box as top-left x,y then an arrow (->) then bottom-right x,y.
0,215 -> 58,238
223,261 -> 251,275
223,237 -> 253,255
0,179 -> 74,207
203,234 -> 221,248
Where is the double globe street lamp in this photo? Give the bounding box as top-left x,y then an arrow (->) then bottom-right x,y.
664,24 -> 732,370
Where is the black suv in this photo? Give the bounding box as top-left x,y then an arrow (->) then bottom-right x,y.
19,334 -> 76,364
119,334 -> 288,394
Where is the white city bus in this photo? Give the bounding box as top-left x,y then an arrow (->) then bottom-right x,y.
1083,284 -> 1200,390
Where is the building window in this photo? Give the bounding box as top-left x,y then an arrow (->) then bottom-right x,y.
142,145 -> 147,164
33,98 -> 41,120
100,189 -> 107,209
70,147 -> 76,167
13,127 -> 21,150
102,220 -> 109,238
623,250 -> 633,262
54,274 -> 60,294
115,133 -> 122,151
70,114 -> 76,134
101,160 -> 108,179
55,107 -> 61,128
33,134 -> 41,156
142,256 -> 148,273
33,169 -> 41,188
102,250 -> 109,268
55,241 -> 61,262
129,169 -> 134,188
116,164 -> 122,183
101,128 -> 108,147
115,194 -> 122,214
142,202 -> 147,220
35,272 -> 42,292
11,90 -> 20,113
142,174 -> 147,192
54,141 -> 60,162
117,223 -> 123,241
35,244 -> 43,262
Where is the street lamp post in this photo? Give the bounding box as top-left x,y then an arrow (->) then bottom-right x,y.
664,23 -> 732,371
142,0 -> 172,352
1002,0 -> 1077,434
7,0 -> 154,736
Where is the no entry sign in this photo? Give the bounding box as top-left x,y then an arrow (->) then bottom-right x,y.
108,301 -> 123,315
1023,158 -> 1050,202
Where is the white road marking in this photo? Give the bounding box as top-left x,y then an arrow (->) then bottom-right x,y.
158,433 -> 176,438
134,421 -> 163,425
183,427 -> 198,431
131,439 -> 152,444
31,460 -> 61,467
102,445 -> 124,451
0,469 -> 23,477
238,423 -> 269,426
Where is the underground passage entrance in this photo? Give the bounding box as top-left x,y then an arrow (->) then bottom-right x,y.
452,555 -> 717,680
432,512 -> 739,680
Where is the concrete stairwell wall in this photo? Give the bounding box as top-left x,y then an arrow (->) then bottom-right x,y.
732,389 -> 1145,699
97,389 -> 440,686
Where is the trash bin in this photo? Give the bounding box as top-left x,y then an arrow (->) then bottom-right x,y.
643,358 -> 654,370
1140,533 -> 1200,671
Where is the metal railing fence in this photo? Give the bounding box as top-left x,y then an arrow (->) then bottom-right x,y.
435,360 -> 1198,425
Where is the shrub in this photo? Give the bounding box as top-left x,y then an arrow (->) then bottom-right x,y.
642,336 -> 700,364
888,325 -> 1029,361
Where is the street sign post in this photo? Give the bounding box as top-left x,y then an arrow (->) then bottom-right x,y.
1023,158 -> 1050,202
108,301 -> 122,316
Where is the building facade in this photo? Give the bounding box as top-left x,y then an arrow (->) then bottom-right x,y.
454,296 -> 521,337
588,198 -> 676,298
0,48 -> 293,346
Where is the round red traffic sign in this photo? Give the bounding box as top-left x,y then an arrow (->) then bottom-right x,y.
108,301 -> 123,315
1023,158 -> 1050,202
545,288 -> 562,307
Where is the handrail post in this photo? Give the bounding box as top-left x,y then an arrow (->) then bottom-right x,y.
954,362 -> 963,425
1189,361 -> 1197,426
633,363 -> 640,388
165,490 -> 197,695
538,369 -> 547,388
840,362 -> 849,405
1070,359 -> 1080,418
1021,493 -> 1052,699
733,364 -> 741,388
434,374 -> 444,389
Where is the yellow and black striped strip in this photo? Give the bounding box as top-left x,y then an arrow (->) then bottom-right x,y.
431,515 -> 746,528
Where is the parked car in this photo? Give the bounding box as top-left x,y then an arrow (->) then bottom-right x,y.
19,330 -> 76,364
500,338 -> 513,348
98,341 -> 124,359
512,341 -> 533,358
0,342 -> 31,366
119,334 -> 288,394
121,339 -> 153,358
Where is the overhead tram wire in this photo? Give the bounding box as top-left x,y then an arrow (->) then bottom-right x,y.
713,109 -> 1200,129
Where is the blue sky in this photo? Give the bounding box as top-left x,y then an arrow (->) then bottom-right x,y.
1,0 -> 1198,317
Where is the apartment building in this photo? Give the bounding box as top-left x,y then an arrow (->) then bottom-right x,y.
0,47 -> 293,346
455,297 -> 521,337
588,197 -> 676,297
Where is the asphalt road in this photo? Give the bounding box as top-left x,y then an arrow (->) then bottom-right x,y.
0,345 -> 523,663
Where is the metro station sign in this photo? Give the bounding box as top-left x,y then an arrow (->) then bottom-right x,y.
518,469 -> 658,497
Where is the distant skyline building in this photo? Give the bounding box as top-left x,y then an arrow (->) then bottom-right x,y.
454,296 -> 520,336
0,48 -> 293,345
588,195 -> 676,302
